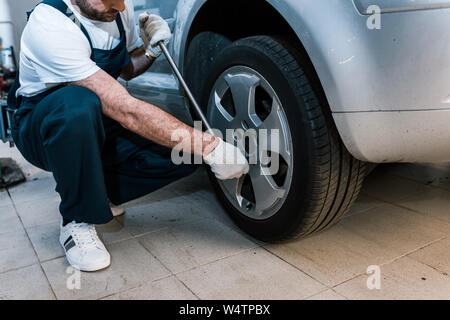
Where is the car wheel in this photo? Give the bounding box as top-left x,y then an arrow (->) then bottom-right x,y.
201,35 -> 366,242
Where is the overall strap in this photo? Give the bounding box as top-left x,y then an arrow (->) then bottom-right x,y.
116,13 -> 126,38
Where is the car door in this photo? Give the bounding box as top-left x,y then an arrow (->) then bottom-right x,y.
121,0 -> 193,124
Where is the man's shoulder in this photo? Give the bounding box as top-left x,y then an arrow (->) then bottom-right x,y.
24,3 -> 83,42
29,2 -> 69,23
21,2 -> 90,61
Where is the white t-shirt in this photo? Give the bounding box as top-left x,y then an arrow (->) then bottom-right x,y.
17,0 -> 143,97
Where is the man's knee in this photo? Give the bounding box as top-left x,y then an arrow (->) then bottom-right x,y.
61,85 -> 101,115
40,86 -> 104,140
42,85 -> 101,112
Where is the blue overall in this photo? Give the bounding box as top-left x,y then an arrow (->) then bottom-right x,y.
9,0 -> 195,224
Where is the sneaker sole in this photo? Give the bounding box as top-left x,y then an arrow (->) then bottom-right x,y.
66,254 -> 111,272
60,240 -> 111,272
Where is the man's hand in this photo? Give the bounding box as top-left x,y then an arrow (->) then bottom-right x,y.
203,138 -> 250,180
139,13 -> 171,58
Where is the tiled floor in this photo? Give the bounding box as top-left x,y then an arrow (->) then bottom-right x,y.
1,142 -> 449,300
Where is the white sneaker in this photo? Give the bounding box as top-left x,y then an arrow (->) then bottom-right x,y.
59,221 -> 111,272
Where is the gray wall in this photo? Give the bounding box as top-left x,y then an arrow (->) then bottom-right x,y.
8,0 -> 40,56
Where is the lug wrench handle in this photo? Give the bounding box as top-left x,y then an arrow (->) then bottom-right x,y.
158,42 -> 215,136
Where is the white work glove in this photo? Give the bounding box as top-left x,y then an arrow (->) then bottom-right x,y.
139,13 -> 171,58
203,138 -> 250,180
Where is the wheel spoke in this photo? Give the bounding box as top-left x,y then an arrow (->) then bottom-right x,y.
221,177 -> 243,208
209,92 -> 235,134
249,164 -> 285,214
260,99 -> 292,164
224,73 -> 260,123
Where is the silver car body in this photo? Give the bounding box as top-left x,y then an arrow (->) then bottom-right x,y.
125,0 -> 450,163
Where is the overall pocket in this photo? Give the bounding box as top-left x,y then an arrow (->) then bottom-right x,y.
11,104 -> 33,131
10,104 -> 49,170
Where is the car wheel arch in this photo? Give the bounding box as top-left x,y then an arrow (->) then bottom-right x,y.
181,1 -> 327,109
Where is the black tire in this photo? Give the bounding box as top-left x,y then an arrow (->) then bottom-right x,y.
201,35 -> 366,242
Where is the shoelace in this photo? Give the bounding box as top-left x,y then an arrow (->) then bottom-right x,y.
71,223 -> 101,252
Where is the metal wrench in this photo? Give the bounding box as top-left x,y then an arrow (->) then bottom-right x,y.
158,42 -> 214,136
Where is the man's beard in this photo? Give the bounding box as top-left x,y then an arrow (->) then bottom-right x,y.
74,0 -> 118,22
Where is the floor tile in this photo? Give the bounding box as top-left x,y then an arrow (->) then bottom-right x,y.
14,196 -> 61,228
120,183 -> 189,209
8,177 -> 59,205
361,172 -> 433,203
407,237 -> 450,276
177,248 -> 326,300
0,229 -> 38,273
116,195 -> 208,237
3,150 -> 450,300
138,219 -> 258,274
266,203 -> 450,288
265,222 -> 400,287
344,193 -> 385,218
396,187 -> 450,224
0,205 -> 23,235
185,189 -> 237,228
26,221 -> 64,262
0,264 -> 55,300
20,165 -> 53,181
340,203 -> 450,254
42,238 -> 170,300
306,289 -> 347,300
102,276 -> 197,300
96,219 -> 134,244
381,162 -> 450,192
0,189 -> 12,207
334,256 -> 450,300
374,163 -> 450,186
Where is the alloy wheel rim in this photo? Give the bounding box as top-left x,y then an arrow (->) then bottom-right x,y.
207,66 -> 294,220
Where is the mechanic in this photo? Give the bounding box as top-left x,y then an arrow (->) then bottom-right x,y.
9,0 -> 249,272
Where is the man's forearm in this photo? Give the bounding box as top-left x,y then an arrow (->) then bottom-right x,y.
125,95 -> 218,155
70,69 -> 218,157
120,47 -> 155,81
